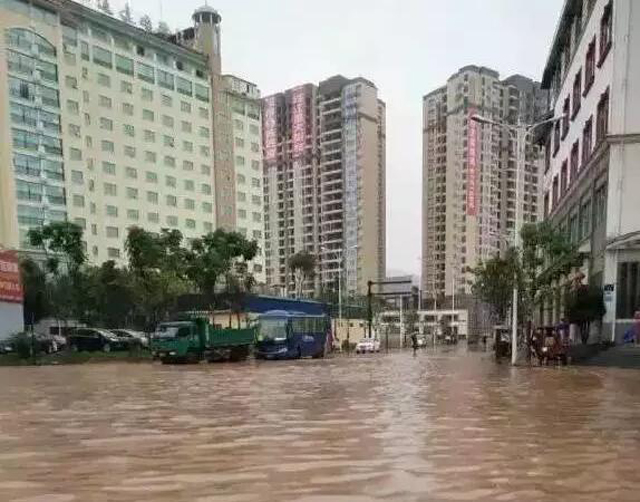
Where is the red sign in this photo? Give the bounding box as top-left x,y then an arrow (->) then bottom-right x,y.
466,108 -> 479,216
291,86 -> 307,157
0,251 -> 23,304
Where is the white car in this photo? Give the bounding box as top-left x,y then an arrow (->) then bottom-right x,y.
355,338 -> 381,354
110,329 -> 149,348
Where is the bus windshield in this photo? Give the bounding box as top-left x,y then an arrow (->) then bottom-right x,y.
257,319 -> 288,342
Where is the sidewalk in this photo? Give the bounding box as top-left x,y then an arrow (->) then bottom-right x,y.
576,345 -> 640,369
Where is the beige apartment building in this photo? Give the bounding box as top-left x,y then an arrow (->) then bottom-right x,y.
0,0 -> 217,263
0,1 -> 267,280
263,75 -> 386,296
222,74 -> 265,282
422,66 -> 547,305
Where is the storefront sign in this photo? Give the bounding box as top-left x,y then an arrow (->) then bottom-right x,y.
0,251 -> 23,304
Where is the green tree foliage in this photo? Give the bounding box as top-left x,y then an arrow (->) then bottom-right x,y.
83,261 -> 135,327
225,262 -> 256,327
156,21 -> 171,36
20,259 -> 50,325
28,222 -> 85,275
288,251 -> 316,298
472,248 -> 519,323
97,0 -> 113,15
26,222 -> 87,325
565,284 -> 606,344
139,15 -> 153,32
19,225 -> 260,331
125,228 -> 190,327
472,222 -> 581,325
186,229 -> 258,303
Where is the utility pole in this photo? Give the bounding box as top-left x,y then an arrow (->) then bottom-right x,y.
367,280 -> 373,339
471,112 -> 565,366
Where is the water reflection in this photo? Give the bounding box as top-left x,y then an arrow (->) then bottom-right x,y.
1,350 -> 639,501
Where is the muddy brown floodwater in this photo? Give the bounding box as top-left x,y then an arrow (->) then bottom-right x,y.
1,348 -> 640,501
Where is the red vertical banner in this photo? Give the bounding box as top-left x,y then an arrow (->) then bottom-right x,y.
263,95 -> 278,162
467,108 -> 479,216
0,251 -> 23,304
291,86 -> 307,157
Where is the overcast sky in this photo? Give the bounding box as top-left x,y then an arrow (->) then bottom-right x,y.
112,0 -> 563,277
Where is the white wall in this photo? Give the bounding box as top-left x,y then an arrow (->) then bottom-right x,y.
0,302 -> 23,340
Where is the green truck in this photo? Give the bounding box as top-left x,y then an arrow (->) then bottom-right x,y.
151,317 -> 255,364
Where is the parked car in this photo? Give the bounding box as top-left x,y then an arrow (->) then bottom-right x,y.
110,329 -> 149,348
66,328 -> 127,352
0,341 -> 13,354
36,333 -> 66,354
355,338 -> 381,354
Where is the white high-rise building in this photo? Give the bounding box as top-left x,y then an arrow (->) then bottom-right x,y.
540,0 -> 640,340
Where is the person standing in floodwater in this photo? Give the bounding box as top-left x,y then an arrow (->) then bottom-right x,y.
411,332 -> 419,354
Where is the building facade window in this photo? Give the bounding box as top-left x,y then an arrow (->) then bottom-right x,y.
599,2 -> 613,66
553,121 -> 561,155
584,37 -> 596,95
570,140 -> 579,180
572,70 -> 582,119
562,97 -> 570,138
582,116 -> 593,166
596,88 -> 609,144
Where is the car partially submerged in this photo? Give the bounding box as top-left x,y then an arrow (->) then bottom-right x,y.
355,338 -> 381,354
67,328 -> 128,352
110,329 -> 149,348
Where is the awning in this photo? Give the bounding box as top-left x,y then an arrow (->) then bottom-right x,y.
606,231 -> 640,251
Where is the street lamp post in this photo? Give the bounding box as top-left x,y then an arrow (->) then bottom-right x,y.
321,245 -> 358,333
471,113 -> 564,366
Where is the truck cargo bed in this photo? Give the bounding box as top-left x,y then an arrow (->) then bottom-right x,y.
207,328 -> 255,348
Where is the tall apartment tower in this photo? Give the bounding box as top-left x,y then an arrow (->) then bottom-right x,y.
263,75 -> 386,296
422,66 -> 547,305
0,0 -> 216,261
222,74 -> 265,282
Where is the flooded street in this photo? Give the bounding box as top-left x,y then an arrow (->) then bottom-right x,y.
1,349 -> 640,501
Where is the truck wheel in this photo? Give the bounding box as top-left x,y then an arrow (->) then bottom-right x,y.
229,347 -> 249,362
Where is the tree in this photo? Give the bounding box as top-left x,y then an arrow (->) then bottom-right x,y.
97,0 -> 113,15
27,222 -> 87,325
288,251 -> 316,298
156,21 -> 171,36
186,229 -> 258,306
83,261 -> 135,327
225,262 -> 256,327
472,248 -> 519,324
520,222 -> 581,322
565,284 -> 606,344
125,227 -> 190,327
28,222 -> 85,276
139,15 -> 153,32
20,259 -> 50,326
119,2 -> 133,23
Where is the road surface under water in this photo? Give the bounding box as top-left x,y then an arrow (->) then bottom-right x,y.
1,348 -> 640,501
